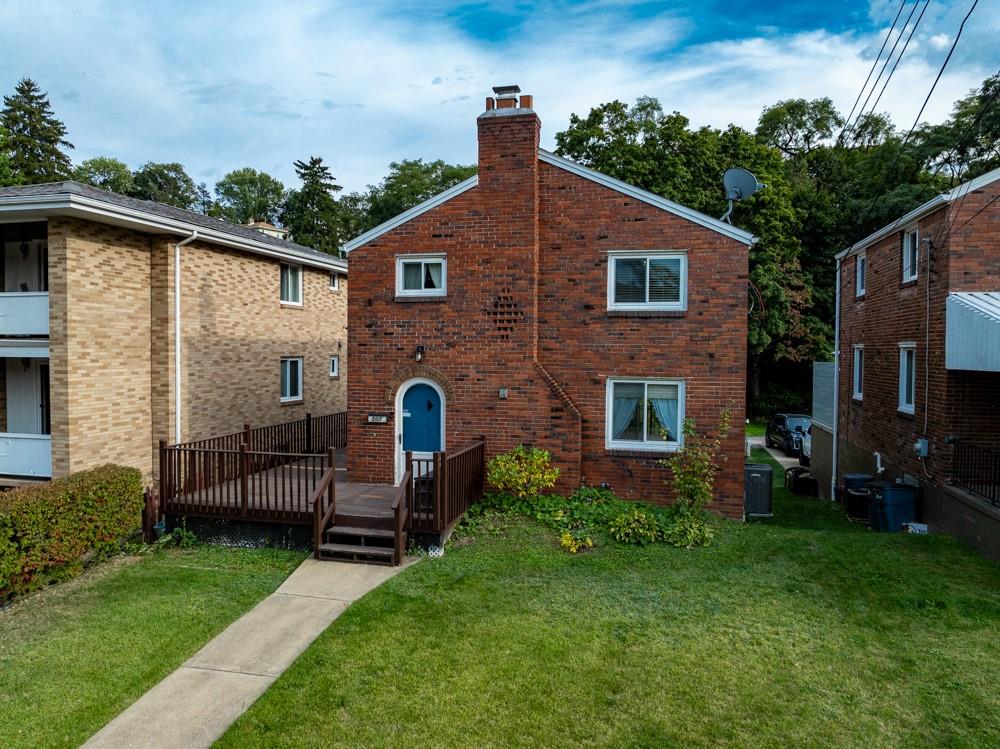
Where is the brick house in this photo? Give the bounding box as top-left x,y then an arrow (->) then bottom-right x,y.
343,87 -> 754,518
826,166 -> 1000,558
0,182 -> 347,485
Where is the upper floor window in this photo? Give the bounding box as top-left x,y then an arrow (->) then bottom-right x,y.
608,252 -> 687,311
606,378 -> 684,451
280,263 -> 302,305
329,272 -> 340,291
280,356 -> 303,403
396,255 -> 446,297
855,252 -> 866,297
898,343 -> 916,414
852,345 -> 864,401
902,228 -> 919,283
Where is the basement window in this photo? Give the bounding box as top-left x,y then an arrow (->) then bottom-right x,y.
608,252 -> 687,311
898,343 -> 916,414
281,357 -> 303,402
280,263 -> 302,305
605,379 -> 684,451
902,228 -> 919,283
396,255 -> 446,297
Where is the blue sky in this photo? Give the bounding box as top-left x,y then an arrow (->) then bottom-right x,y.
0,1 -> 996,193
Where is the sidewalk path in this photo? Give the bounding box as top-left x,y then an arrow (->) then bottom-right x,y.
747,435 -> 799,470
84,559 -> 410,749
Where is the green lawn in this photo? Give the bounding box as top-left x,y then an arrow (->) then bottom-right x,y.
745,418 -> 767,437
0,545 -> 304,749
220,449 -> 1000,749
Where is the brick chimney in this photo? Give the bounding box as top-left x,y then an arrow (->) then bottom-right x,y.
476,85 -> 541,359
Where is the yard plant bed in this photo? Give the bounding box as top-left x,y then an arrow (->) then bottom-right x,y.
0,545 -> 305,749
220,449 -> 1000,748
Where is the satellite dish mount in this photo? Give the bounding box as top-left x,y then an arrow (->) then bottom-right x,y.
720,168 -> 765,223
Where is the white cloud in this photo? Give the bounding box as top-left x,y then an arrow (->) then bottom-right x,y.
0,0 -> 991,193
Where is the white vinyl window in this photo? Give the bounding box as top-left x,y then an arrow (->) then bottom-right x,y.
898,343 -> 916,414
280,357 -> 303,402
606,378 -> 685,451
280,263 -> 302,305
902,228 -> 919,283
329,272 -> 340,291
329,355 -> 340,378
396,255 -> 446,297
608,252 -> 687,311
852,345 -> 864,401
855,252 -> 866,297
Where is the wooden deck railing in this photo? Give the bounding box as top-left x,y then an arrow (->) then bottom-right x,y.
312,455 -> 338,555
405,438 -> 486,533
392,470 -> 412,566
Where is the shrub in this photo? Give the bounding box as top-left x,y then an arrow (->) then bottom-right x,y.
662,408 -> 732,515
662,510 -> 715,549
608,508 -> 660,546
0,465 -> 144,598
559,529 -> 594,554
486,446 -> 560,499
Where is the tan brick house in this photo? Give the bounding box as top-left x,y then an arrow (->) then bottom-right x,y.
826,166 -> 1000,558
343,87 -> 754,518
0,182 -> 347,484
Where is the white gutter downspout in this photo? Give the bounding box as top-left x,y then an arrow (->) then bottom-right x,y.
831,256 -> 842,500
174,231 -> 198,443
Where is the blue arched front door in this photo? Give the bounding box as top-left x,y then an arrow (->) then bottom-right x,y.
402,383 -> 442,453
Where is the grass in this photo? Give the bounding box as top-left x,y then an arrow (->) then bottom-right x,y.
745,418 -> 767,437
220,449 -> 1000,749
0,545 -> 304,749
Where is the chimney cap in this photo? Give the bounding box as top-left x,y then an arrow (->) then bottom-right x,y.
492,84 -> 521,98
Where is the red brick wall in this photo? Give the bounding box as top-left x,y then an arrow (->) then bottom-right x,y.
837,182 -> 1000,489
347,105 -> 748,517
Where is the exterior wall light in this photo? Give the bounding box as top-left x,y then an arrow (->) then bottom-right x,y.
415,345 -> 425,362
498,387 -> 509,400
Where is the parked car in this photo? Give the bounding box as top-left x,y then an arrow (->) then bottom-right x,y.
765,413 -> 811,457
799,425 -> 812,467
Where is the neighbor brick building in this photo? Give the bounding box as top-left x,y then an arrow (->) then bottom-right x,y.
0,182 -> 347,484
827,166 -> 1000,558
344,87 -> 754,518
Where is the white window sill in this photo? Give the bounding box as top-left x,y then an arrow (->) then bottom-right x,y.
280,301 -> 304,309
606,442 -> 681,453
607,304 -> 686,313
280,397 -> 304,405
396,291 -> 446,299
898,406 -> 915,416
852,394 -> 863,402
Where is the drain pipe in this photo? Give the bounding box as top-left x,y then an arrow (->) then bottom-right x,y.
174,231 -> 198,443
831,255 -> 842,500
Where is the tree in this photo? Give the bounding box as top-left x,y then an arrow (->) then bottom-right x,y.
214,167 -> 286,224
73,156 -> 133,194
130,162 -> 199,210
0,125 -> 16,187
0,78 -> 73,183
757,98 -> 843,158
916,73 -> 1000,182
280,156 -> 345,255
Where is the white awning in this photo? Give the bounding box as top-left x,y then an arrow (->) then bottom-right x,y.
946,292 -> 1000,371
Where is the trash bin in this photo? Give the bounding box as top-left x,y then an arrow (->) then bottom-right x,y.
843,473 -> 874,491
841,473 -> 874,521
744,463 -> 773,518
873,484 -> 919,533
867,481 -> 890,531
785,466 -> 818,496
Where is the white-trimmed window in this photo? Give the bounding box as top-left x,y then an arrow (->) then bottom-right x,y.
396,255 -> 446,297
898,343 -> 916,414
855,252 -> 866,297
329,272 -> 340,291
852,345 -> 864,401
606,378 -> 685,451
280,263 -> 302,305
608,252 -> 687,311
280,357 -> 303,402
902,228 -> 919,283
329,355 -> 340,378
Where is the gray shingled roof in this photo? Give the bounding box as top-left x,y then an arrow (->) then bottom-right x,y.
0,180 -> 342,267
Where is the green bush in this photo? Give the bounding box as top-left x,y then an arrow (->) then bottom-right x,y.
662,510 -> 715,549
608,508 -> 661,545
486,446 -> 560,499
0,465 -> 144,598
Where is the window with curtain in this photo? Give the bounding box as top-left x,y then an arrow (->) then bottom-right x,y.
396,255 -> 446,297
606,379 -> 683,450
280,357 -> 303,402
280,263 -> 302,304
608,252 -> 686,311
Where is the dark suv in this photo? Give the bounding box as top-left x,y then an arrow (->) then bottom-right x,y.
765,413 -> 811,457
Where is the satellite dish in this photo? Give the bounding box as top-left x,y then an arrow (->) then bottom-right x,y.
720,168 -> 765,223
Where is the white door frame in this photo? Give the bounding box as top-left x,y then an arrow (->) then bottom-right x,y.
394,377 -> 446,484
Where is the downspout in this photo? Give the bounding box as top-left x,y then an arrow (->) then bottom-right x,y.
831,255 -> 842,501
174,231 -> 198,443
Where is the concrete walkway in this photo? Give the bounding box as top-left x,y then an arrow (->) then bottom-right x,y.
84,559 -> 409,749
747,435 -> 799,470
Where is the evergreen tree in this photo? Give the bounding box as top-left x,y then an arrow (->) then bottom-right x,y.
0,78 -> 74,183
0,125 -> 17,187
280,157 -> 345,255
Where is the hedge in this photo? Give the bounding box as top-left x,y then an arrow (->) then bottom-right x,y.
0,464 -> 144,598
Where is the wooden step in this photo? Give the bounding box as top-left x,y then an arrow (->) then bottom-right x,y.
326,525 -> 394,539
334,513 -> 394,531
318,542 -> 394,559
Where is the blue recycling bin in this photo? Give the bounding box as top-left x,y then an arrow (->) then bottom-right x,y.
878,484 -> 918,532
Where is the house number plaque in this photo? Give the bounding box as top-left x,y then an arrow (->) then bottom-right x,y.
367,413 -> 389,424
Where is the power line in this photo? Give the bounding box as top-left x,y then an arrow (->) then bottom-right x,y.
863,1 -> 930,127
949,191 -> 1000,236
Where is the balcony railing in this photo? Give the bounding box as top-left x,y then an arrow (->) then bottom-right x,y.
951,439 -> 1000,506
0,433 -> 52,477
0,292 -> 49,336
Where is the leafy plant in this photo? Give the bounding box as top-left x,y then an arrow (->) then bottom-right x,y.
486,446 -> 560,499
662,511 -> 715,549
608,509 -> 660,546
559,529 -> 594,554
662,408 -> 732,514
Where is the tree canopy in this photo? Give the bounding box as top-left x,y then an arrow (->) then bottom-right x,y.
130,162 -> 199,210
214,167 -> 286,224
0,78 -> 73,183
280,157 -> 346,255
73,156 -> 133,194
